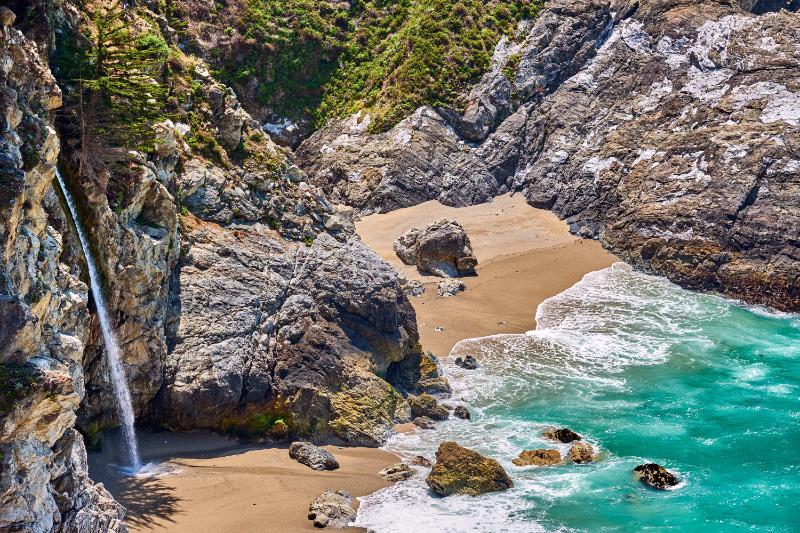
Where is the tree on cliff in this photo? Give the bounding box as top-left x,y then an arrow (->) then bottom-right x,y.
53,1 -> 168,183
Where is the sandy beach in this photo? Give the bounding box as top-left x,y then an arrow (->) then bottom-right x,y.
356,194 -> 619,355
93,194 -> 617,532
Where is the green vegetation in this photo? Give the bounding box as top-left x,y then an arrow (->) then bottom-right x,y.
0,363 -> 38,415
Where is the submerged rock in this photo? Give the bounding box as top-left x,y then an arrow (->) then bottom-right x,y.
543,427 -> 582,443
426,442 -> 513,497
634,463 -> 680,490
394,219 -> 478,277
307,490 -> 356,528
379,463 -> 414,483
289,442 -> 339,471
455,355 -> 478,370
569,442 -> 596,464
512,449 -> 561,467
453,406 -> 471,420
408,394 -> 450,420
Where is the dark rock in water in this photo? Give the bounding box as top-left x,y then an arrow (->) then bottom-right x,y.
393,219 -> 478,278
512,449 -> 562,467
455,355 -> 478,370
426,442 -> 513,496
379,463 -> 414,483
453,406 -> 471,420
634,463 -> 680,490
543,427 -> 582,443
408,394 -> 450,420
289,442 -> 339,471
308,490 -> 356,528
569,442 -> 596,464
411,455 -> 433,467
413,416 -> 435,429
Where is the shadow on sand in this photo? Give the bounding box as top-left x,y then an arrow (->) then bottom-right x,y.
106,474 -> 182,529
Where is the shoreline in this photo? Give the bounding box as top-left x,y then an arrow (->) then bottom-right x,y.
92,194 -> 618,532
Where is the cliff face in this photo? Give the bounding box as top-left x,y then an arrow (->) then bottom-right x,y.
0,23 -> 125,533
298,0 -> 800,311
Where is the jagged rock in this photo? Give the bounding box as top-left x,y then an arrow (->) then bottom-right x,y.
455,355 -> 478,370
513,449 -> 562,467
289,442 -> 339,471
298,0 -> 800,313
408,394 -> 450,421
634,463 -> 680,490
379,463 -> 414,482
413,416 -> 435,430
307,490 -> 356,528
569,442 -> 596,464
453,406 -> 471,420
411,455 -> 433,467
437,279 -> 466,298
401,279 -> 425,297
394,219 -> 478,277
543,427 -> 582,443
417,377 -> 452,395
426,442 -> 513,497
419,351 -> 441,380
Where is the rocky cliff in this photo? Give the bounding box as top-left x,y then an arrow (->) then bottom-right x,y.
298,0 -> 800,311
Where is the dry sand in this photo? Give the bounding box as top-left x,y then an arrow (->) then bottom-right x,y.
356,194 -> 619,355
90,431 -> 398,533
94,194 -> 617,532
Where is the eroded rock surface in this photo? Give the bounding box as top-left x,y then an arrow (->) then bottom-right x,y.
512,449 -> 562,467
307,490 -> 356,528
393,219 -> 477,277
289,442 -> 339,471
426,442 -> 513,497
634,463 -> 680,489
298,0 -> 800,311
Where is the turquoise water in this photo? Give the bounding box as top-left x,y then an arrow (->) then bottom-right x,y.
357,263 -> 800,532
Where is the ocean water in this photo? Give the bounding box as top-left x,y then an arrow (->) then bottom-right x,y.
356,263 -> 800,532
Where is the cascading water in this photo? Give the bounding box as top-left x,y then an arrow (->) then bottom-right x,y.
55,168 -> 142,473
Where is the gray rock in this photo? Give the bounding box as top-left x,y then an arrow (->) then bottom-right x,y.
412,416 -> 435,430
400,278 -> 425,297
307,490 -> 356,528
379,463 -> 414,482
455,355 -> 478,370
289,442 -> 339,471
437,279 -> 466,298
394,219 -> 478,277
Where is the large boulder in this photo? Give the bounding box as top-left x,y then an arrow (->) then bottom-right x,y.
289,442 -> 339,471
569,442 -> 596,464
634,463 -> 680,490
307,490 -> 356,528
426,442 -> 513,496
407,394 -> 450,421
394,219 -> 478,277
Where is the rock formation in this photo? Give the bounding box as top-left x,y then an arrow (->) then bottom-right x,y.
543,427 -> 583,443
634,463 -> 680,489
453,406 -> 471,420
512,449 -> 562,467
570,442 -> 597,464
408,394 -> 450,421
298,0 -> 800,312
307,490 -> 357,528
426,442 -> 513,497
393,219 -> 478,277
289,442 -> 339,471
379,463 -> 414,483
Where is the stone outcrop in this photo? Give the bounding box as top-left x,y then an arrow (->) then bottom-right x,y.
379,463 -> 414,483
298,0 -> 800,312
453,406 -> 471,420
455,355 -> 478,370
543,427 -> 582,444
289,442 -> 339,471
570,442 -> 597,463
436,279 -> 466,298
512,449 -> 562,467
393,219 -> 477,277
307,490 -> 356,528
426,442 -> 513,497
0,21 -> 126,532
407,394 -> 450,421
634,463 -> 680,489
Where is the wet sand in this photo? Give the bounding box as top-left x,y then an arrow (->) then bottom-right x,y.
356,194 -> 619,355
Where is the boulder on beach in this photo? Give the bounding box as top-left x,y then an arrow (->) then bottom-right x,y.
512,449 -> 561,467
408,393 -> 450,420
307,490 -> 356,528
289,441 -> 339,471
380,463 -> 414,483
411,455 -> 433,467
437,279 -> 466,297
413,416 -> 435,429
426,442 -> 513,497
569,442 -> 596,464
453,406 -> 471,420
634,463 -> 680,490
455,355 -> 478,370
543,427 -> 582,443
393,219 -> 478,278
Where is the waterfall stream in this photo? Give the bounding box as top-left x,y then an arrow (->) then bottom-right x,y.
55,168 -> 142,473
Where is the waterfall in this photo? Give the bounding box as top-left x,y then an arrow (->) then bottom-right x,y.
55,168 -> 142,473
